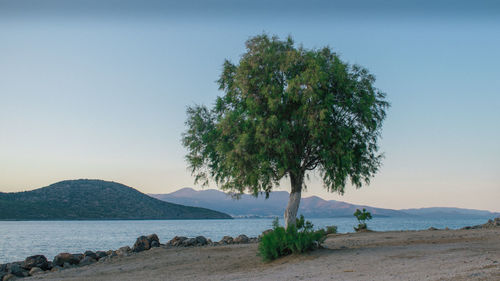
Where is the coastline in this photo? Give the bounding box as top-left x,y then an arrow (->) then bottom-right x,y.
19,227 -> 500,281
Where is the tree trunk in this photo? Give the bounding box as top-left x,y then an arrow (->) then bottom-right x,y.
284,172 -> 303,229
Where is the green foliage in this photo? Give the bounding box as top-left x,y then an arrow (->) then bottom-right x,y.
183,33 -> 389,197
325,225 -> 338,235
258,215 -> 326,261
353,208 -> 373,231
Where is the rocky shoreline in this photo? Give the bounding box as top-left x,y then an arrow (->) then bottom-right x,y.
0,233 -> 260,281
1,217 -> 499,281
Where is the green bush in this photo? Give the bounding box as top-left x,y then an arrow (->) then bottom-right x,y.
325,225 -> 338,234
258,215 -> 326,261
353,208 -> 372,232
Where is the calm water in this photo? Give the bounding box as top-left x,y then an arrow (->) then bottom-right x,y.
0,217 -> 492,263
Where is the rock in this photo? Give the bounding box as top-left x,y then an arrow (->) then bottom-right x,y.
50,266 -> 62,272
132,236 -> 150,252
95,251 -> 108,260
79,256 -> 96,266
147,234 -> 160,245
167,236 -> 187,247
151,240 -> 160,248
116,246 -> 132,256
7,262 -> 27,277
182,238 -> 197,247
0,263 -> 7,272
29,267 -> 43,276
2,273 -> 15,281
428,227 -> 438,231
195,236 -> 208,246
63,262 -> 71,268
234,234 -> 249,244
84,251 -> 97,260
481,217 -> 500,228
219,236 -> 233,244
132,234 -> 160,252
23,255 -> 49,270
73,253 -> 84,261
259,229 -> 273,240
53,253 -> 80,267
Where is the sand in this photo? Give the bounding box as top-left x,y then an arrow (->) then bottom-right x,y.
25,228 -> 500,281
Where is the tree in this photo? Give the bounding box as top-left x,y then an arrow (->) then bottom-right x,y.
183,34 -> 389,228
353,208 -> 373,231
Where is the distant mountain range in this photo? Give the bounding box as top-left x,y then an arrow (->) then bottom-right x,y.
0,180 -> 231,220
151,188 -> 500,219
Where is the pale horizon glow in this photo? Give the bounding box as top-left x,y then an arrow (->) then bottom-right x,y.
1,0 -> 499,212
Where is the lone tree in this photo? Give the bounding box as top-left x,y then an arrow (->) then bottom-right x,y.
183,34 -> 389,228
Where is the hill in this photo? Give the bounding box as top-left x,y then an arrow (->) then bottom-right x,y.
0,180 -> 232,220
151,188 -> 500,219
150,188 -> 406,218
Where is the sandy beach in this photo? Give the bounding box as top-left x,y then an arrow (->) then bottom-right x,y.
23,227 -> 500,281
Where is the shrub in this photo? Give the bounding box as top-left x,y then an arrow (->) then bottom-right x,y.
258,215 -> 326,261
325,225 -> 338,235
353,208 -> 372,232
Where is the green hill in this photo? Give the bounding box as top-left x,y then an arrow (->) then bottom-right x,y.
0,179 -> 232,220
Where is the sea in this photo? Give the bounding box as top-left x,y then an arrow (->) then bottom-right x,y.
0,216 -> 493,263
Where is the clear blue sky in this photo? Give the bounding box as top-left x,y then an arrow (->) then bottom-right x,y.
1,0 -> 499,211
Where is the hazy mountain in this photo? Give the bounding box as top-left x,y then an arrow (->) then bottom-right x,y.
401,207 -> 500,219
0,180 -> 231,220
150,188 -> 407,218
151,188 -> 500,219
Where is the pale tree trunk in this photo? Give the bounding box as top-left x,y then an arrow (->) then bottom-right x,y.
284,173 -> 303,229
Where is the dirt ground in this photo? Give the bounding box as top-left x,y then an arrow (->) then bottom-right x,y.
25,228 -> 500,281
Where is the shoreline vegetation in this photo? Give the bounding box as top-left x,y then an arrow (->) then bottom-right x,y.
1,217 -> 499,281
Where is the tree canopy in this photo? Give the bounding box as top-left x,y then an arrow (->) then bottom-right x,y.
183,34 -> 389,226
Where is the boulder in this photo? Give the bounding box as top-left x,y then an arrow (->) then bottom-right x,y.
151,240 -> 160,248
219,236 -> 233,244
195,236 -> 208,246
95,251 -> 108,260
29,267 -> 43,276
234,234 -> 249,244
132,236 -> 150,252
2,273 -> 15,281
7,262 -> 28,277
259,229 -> 273,240
167,236 -> 188,247
116,246 -> 132,257
428,227 -> 438,231
133,234 -> 160,252
23,255 -> 49,270
73,253 -> 84,261
53,253 -> 80,267
79,256 -> 96,266
147,234 -> 160,245
182,238 -> 197,247
84,251 -> 97,260
50,266 -> 62,272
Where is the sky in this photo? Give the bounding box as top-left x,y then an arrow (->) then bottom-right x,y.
1,0 -> 499,212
